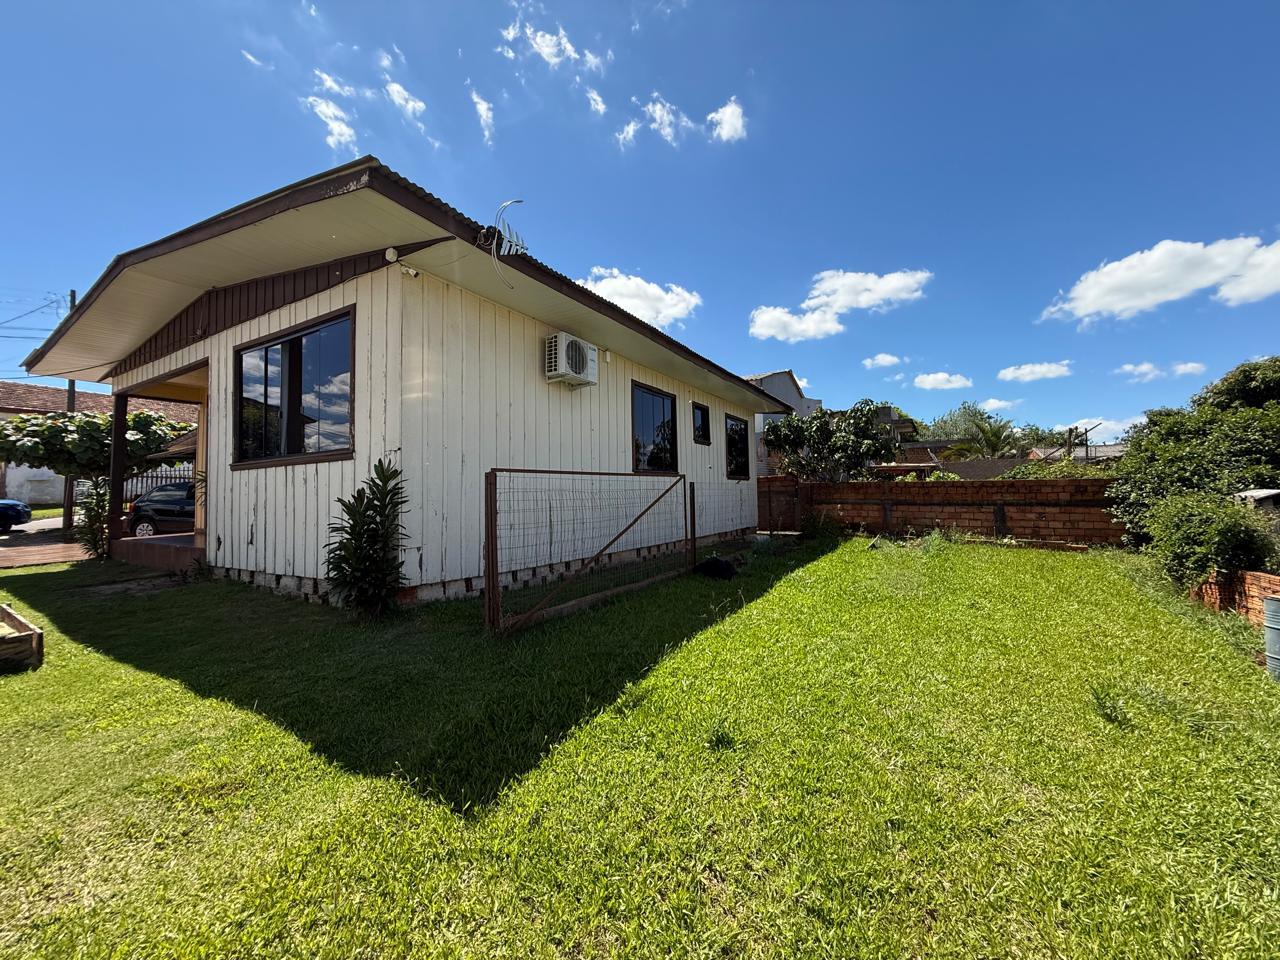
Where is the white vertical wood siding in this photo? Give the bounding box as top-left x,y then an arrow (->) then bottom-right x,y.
399,270 -> 757,585
114,265 -> 756,586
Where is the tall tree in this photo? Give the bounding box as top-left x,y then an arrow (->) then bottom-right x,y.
0,410 -> 191,480
942,418 -> 1022,459
1193,356 -> 1280,411
919,402 -> 994,440
763,401 -> 896,481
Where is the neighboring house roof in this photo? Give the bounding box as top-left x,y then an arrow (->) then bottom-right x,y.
1235,489 -> 1280,504
0,381 -> 197,423
26,156 -> 787,414
942,458 -> 1027,480
146,429 -> 199,461
1030,443 -> 1128,462
744,370 -> 821,414
898,439 -> 964,464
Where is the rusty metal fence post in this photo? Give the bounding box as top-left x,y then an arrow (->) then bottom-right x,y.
483,469 -> 500,631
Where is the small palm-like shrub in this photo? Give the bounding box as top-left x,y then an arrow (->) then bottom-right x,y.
325,459 -> 408,617
74,476 -> 111,560
1146,492 -> 1276,586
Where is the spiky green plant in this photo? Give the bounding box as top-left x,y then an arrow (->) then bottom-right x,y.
325,459 -> 408,618
73,476 -> 111,561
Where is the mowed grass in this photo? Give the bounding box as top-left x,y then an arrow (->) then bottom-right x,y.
2,538 -> 1279,957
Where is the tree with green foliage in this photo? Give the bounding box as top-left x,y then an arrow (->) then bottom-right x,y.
1013,423 -> 1069,450
0,410 -> 192,480
763,401 -> 896,481
919,401 -> 994,440
1002,458 -> 1113,480
941,418 -> 1022,459
1109,399 -> 1280,542
1193,355 -> 1280,411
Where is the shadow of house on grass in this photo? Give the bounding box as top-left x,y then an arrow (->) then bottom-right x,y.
1,540 -> 831,813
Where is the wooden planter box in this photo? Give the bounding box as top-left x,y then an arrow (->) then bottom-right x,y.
0,604 -> 43,672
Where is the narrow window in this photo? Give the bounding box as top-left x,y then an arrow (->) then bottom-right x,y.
725,413 -> 750,480
691,402 -> 711,446
632,381 -> 678,473
235,313 -> 352,463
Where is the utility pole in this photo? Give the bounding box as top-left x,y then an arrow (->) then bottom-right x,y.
61,290 -> 77,532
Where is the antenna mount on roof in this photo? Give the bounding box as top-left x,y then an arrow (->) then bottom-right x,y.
479,199 -> 528,289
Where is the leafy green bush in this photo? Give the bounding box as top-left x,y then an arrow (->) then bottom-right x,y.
1109,403 -> 1280,542
74,477 -> 111,561
1145,493 -> 1276,586
1193,355 -> 1280,411
325,459 -> 408,618
0,410 -> 191,479
926,470 -> 962,481
1002,458 -> 1113,480
892,472 -> 920,482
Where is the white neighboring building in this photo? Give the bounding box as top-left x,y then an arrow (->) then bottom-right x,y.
744,370 -> 822,476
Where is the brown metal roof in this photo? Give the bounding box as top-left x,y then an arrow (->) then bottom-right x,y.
27,156 -> 788,413
0,381 -> 196,422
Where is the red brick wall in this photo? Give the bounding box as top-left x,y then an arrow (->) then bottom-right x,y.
1194,570 -> 1280,626
757,476 -> 1123,544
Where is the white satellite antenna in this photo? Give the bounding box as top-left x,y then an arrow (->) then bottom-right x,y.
486,199 -> 528,289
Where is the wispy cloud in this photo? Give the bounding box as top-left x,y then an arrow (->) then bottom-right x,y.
586,88 -> 606,115
706,96 -> 746,142
577,267 -> 701,328
1172,361 -> 1206,377
1043,237 -> 1280,327
470,88 -> 495,145
583,49 -> 605,74
384,80 -> 426,132
914,372 -> 972,390
615,119 -> 640,149
241,49 -> 272,69
997,360 -> 1071,383
524,23 -> 578,67
637,92 -> 694,146
749,269 -> 932,343
301,96 -> 357,153
313,68 -> 354,96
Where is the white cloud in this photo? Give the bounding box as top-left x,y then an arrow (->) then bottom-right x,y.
1043,237 -> 1280,326
313,68 -> 354,96
586,88 -> 606,115
241,50 -> 271,69
638,92 -> 693,146
392,43 -> 406,64
997,360 -> 1071,383
500,19 -> 519,43
861,352 -> 902,369
1053,416 -> 1145,444
301,96 -> 357,153
577,266 -> 701,329
495,45 -> 516,59
1173,361 -> 1206,377
749,269 -> 932,343
795,376 -> 811,390
305,3 -> 317,16
979,398 -> 1021,412
583,49 -> 605,73
385,81 -> 426,132
706,96 -> 746,142
914,372 -> 972,390
886,372 -> 906,383
377,49 -> 394,70
1114,361 -> 1164,384
470,89 -> 494,145
615,120 -> 640,149
524,23 -> 578,67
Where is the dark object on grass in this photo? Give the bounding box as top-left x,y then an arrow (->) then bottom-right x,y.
867,536 -> 881,550
693,556 -> 737,580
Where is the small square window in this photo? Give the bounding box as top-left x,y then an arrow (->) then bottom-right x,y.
692,402 -> 711,445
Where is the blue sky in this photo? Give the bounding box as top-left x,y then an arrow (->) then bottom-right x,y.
3,1 -> 1278,440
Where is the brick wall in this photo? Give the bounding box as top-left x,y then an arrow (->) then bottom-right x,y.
1193,570 -> 1280,626
757,476 -> 1124,545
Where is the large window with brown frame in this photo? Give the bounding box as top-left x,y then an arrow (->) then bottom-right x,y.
725,413 -> 750,480
632,381 -> 678,473
235,312 -> 353,464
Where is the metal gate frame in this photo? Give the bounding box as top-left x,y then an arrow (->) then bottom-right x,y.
484,468 -> 694,632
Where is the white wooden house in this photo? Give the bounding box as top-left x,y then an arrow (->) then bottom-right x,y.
25,158 -> 787,598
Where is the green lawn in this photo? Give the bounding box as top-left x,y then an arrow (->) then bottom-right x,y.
27,506 -> 64,521
2,538 -> 1279,957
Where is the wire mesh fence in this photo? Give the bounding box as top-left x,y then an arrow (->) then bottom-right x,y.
483,470 -> 761,632
484,469 -> 690,631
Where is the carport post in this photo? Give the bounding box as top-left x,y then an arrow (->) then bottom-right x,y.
107,392 -> 128,540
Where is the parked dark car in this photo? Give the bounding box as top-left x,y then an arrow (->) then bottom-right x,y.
127,482 -> 196,537
0,499 -> 32,533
